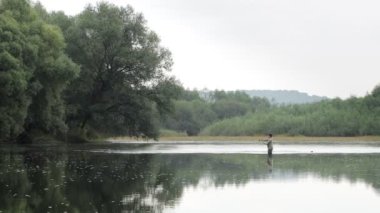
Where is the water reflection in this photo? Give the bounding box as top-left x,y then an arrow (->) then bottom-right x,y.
165,176 -> 380,213
0,145 -> 380,212
267,154 -> 273,173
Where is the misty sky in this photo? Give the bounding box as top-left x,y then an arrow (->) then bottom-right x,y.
36,0 -> 380,98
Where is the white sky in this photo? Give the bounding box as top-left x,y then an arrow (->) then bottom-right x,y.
35,0 -> 380,98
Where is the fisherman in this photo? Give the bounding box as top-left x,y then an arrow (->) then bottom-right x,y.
260,133 -> 273,156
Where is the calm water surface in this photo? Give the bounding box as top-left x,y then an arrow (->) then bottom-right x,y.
1,142 -> 380,212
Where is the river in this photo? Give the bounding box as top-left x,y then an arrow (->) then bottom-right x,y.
1,141 -> 379,212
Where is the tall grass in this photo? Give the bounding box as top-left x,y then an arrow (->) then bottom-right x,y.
202,100 -> 380,136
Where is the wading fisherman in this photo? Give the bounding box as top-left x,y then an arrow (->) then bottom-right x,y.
260,133 -> 273,156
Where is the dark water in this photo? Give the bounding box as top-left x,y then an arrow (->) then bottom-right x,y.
1,142 -> 380,213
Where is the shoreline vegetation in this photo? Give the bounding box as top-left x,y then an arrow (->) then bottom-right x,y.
109,135 -> 380,143
0,0 -> 180,143
1,0 -> 379,144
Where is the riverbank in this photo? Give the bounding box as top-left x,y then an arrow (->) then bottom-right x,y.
109,135 -> 380,143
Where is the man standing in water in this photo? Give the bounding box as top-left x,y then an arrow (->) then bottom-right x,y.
260,133 -> 273,156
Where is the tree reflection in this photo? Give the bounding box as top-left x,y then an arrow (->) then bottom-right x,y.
0,148 -> 380,212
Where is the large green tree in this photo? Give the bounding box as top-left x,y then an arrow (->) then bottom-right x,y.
64,3 -> 177,139
0,0 -> 78,142
0,0 -> 32,141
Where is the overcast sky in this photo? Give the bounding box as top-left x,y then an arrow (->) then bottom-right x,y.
36,0 -> 380,98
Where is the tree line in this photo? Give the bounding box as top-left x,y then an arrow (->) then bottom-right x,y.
163,86 -> 380,137
1,0 -> 379,143
0,0 -> 180,142
161,89 -> 271,136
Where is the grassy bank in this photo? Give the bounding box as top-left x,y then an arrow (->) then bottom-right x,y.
109,135 -> 380,143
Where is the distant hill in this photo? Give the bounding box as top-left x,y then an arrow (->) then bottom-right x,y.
243,90 -> 328,104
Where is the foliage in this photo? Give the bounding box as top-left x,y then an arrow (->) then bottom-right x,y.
0,1 -> 178,142
0,0 -> 78,142
161,90 -> 271,136
163,100 -> 217,136
62,3 -> 178,139
1,0 -> 379,142
202,86 -> 380,136
0,0 -> 31,140
163,87 -> 379,138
